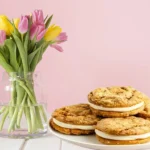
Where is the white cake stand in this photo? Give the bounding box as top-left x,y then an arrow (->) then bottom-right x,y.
49,125 -> 150,150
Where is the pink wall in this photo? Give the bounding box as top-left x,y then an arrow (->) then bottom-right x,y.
1,0 -> 150,111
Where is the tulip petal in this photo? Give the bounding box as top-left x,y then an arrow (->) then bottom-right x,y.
56,32 -> 68,43
18,16 -> 28,34
37,10 -> 44,23
36,28 -> 45,41
32,11 -> 37,23
30,24 -> 45,41
0,16 -> 13,35
51,44 -> 63,52
30,24 -> 38,40
32,10 -> 44,25
14,18 -> 20,29
44,25 -> 62,41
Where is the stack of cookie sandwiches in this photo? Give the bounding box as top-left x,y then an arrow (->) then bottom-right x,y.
88,86 -> 150,145
50,86 -> 150,145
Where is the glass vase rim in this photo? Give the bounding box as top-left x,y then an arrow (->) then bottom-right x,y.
8,72 -> 34,76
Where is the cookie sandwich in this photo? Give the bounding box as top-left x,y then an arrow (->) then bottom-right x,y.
138,97 -> 150,118
88,86 -> 145,117
95,116 -> 150,145
50,104 -> 100,135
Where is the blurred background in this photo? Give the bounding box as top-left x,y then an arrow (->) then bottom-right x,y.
1,0 -> 150,111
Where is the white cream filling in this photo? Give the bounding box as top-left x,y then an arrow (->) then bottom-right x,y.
88,101 -> 144,112
53,118 -> 95,130
95,129 -> 150,140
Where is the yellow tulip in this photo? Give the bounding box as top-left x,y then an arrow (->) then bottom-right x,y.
44,24 -> 62,41
0,15 -> 13,35
14,18 -> 20,29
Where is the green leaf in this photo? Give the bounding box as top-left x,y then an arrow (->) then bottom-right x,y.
0,52 -> 14,73
5,39 -> 19,71
18,64 -> 23,74
29,38 -> 36,53
28,46 -> 42,67
30,50 -> 41,72
45,15 -> 53,29
36,39 -> 44,48
0,46 -> 9,63
30,42 -> 50,72
12,34 -> 28,74
17,56 -> 21,66
24,31 -> 29,52
42,41 -> 51,54
12,22 -> 21,39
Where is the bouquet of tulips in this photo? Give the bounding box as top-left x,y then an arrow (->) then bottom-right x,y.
0,10 -> 67,133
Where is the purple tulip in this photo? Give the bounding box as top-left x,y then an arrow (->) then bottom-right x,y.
32,10 -> 44,25
0,30 -> 6,45
18,16 -> 28,34
51,44 -> 63,52
30,24 -> 45,41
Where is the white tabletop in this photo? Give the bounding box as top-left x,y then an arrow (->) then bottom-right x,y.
0,138 -> 24,150
24,133 -> 91,150
0,133 -> 92,150
1,133 -> 150,150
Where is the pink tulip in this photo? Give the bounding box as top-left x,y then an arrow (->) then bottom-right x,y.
32,10 -> 44,25
0,30 -> 6,45
30,24 -> 38,40
56,32 -> 67,43
30,10 -> 46,42
18,16 -> 28,34
50,32 -> 67,52
36,27 -> 45,41
51,44 -> 63,52
30,24 -> 45,41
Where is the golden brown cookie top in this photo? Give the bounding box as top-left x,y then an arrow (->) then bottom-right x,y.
52,104 -> 101,125
88,86 -> 147,107
96,116 -> 150,135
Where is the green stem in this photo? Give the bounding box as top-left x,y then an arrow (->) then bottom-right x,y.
35,107 -> 43,129
24,100 -> 32,133
16,79 -> 36,104
16,83 -> 25,105
16,78 -> 44,130
8,107 -> 19,133
9,81 -> 16,119
26,80 -> 44,130
0,108 -> 9,130
16,93 -> 27,128
8,81 -> 25,131
0,107 -> 6,115
27,98 -> 36,133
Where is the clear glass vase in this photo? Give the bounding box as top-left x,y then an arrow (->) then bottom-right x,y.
0,72 -> 48,138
